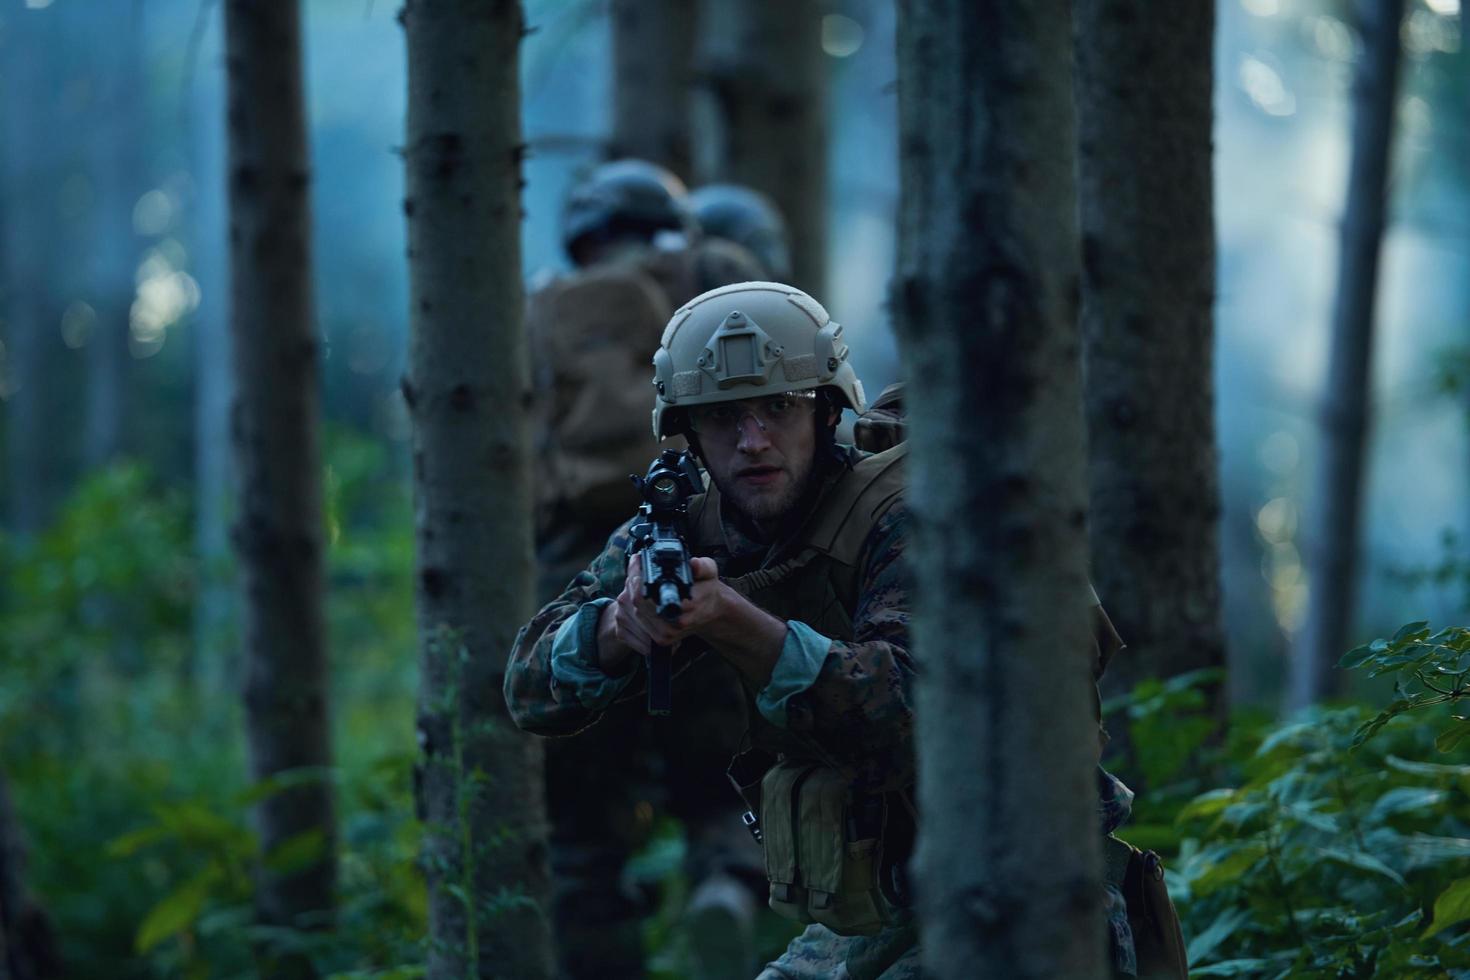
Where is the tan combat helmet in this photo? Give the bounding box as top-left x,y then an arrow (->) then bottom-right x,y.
651,281 -> 866,440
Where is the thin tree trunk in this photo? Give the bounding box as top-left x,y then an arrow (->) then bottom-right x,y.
191,9 -> 236,696
695,0 -> 827,296
83,0 -> 146,468
1294,0 -> 1406,709
1,8 -> 61,535
401,3 -> 553,978
1075,0 -> 1225,723
893,3 -> 1104,978
0,770 -> 62,980
224,3 -> 336,972
610,0 -> 695,181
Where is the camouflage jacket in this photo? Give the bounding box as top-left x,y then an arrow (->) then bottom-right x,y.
506,450 -> 915,791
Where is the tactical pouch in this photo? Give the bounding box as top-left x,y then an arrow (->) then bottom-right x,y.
1123,845 -> 1189,980
1104,835 -> 1188,979
758,759 -> 895,937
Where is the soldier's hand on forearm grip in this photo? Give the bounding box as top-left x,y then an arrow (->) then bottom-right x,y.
596,555 -> 674,673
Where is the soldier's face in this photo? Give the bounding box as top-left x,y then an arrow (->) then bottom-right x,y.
698,397 -> 828,523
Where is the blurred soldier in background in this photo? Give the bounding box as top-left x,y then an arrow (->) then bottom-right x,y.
688,184 -> 793,283
528,159 -> 774,980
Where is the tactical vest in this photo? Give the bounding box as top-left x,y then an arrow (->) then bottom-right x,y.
685,444 -> 904,754
681,445 -> 911,936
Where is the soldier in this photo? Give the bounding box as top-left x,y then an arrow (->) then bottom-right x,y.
688,184 -> 793,282
529,160 -> 768,979
507,282 -> 1182,978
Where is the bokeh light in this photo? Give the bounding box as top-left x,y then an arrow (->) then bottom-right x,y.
821,15 -> 864,58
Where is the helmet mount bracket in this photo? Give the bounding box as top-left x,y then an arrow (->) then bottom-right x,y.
701,310 -> 778,389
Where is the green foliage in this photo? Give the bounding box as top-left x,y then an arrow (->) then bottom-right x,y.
1339,622 -> 1470,750
1,438 -> 425,978
1109,647 -> 1470,979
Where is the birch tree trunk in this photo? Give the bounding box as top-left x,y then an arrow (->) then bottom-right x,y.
893,2 -> 1104,977
610,0 -> 695,181
401,3 -> 553,977
224,3 -> 336,972
695,0 -> 827,295
1294,0 -> 1406,709
1075,0 -> 1225,719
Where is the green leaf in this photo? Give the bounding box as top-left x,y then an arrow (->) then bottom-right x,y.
1436,719 -> 1470,753
1393,621 -> 1431,643
235,766 -> 337,807
1191,843 -> 1267,897
1257,721 -> 1314,756
1424,877 -> 1470,940
263,828 -> 327,875
1339,644 -> 1377,669
105,823 -> 169,858
135,870 -> 216,953
1162,667 -> 1226,694
1404,834 -> 1470,870
1317,846 -> 1407,888
1186,906 -> 1251,966
1386,755 -> 1470,778
1191,960 -> 1275,977
1367,648 -> 1434,677
151,801 -> 244,847
1175,788 -> 1238,825
1370,787 -> 1446,822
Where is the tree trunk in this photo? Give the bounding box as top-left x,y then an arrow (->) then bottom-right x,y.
893,3 -> 1104,978
1,8 -> 62,535
695,0 -> 827,296
1075,0 -> 1225,721
401,3 -> 553,978
610,0 -> 695,181
223,3 -> 336,973
193,16 -> 236,697
0,770 -> 62,980
83,0 -> 146,468
1294,0 -> 1406,709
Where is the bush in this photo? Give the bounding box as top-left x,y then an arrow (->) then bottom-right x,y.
1,438 -> 426,978
1108,629 -> 1470,978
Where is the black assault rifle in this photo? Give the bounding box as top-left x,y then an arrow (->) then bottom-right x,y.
629,449 -> 702,715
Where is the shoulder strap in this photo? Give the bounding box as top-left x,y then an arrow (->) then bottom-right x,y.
804,444 -> 906,567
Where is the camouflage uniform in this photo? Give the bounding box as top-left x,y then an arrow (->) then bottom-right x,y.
506,447 -> 1140,977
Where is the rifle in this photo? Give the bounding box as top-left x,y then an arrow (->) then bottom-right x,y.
628,449 -> 702,715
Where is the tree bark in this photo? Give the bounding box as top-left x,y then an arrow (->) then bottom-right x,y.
1075,0 -> 1225,720
610,0 -> 695,181
193,16 -> 236,696
1,8 -> 62,535
224,3 -> 336,973
0,770 -> 62,980
695,0 -> 827,296
1294,0 -> 1406,709
83,0 -> 146,468
401,3 -> 553,978
893,3 -> 1104,978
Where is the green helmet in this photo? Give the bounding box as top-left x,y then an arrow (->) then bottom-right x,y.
562,159 -> 693,265
688,184 -> 792,281
651,281 -> 866,440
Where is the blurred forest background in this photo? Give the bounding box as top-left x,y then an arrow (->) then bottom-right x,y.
2,0 -> 1469,977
